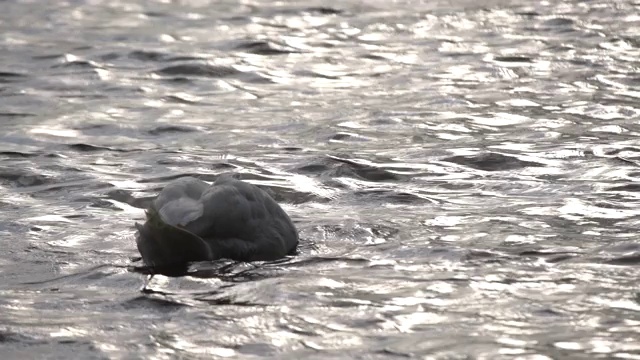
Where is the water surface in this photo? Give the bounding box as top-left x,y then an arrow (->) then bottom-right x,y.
1,0 -> 640,358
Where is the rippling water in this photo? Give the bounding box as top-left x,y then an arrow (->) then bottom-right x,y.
2,0 -> 640,358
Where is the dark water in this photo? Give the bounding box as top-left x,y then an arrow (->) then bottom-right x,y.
1,0 -> 640,358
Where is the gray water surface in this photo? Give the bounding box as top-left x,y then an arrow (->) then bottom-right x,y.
1,0 -> 640,359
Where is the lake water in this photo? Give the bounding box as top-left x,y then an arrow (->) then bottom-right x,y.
1,0 -> 640,359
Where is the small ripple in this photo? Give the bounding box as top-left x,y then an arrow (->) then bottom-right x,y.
518,249 -> 582,264
155,63 -> 238,77
105,188 -> 152,209
328,132 -> 370,142
536,17 -> 579,35
0,335 -> 108,360
0,151 -> 39,158
303,7 -> 343,15
51,55 -> 103,69
163,93 -> 202,104
0,71 -> 27,83
354,189 -> 436,205
153,63 -> 271,84
543,17 -> 575,27
0,330 -> 42,344
604,254 -> 640,266
128,50 -> 168,61
442,152 -> 545,171
265,5 -> 344,16
125,50 -> 163,62
127,50 -> 203,62
293,70 -> 341,80
0,112 -> 36,118
148,125 -> 203,135
67,144 -> 125,153
0,167 -> 52,187
0,71 -> 26,78
294,155 -> 408,182
588,241 -> 640,266
120,295 -> 187,311
492,55 -> 534,63
607,184 -> 640,192
233,40 -> 301,55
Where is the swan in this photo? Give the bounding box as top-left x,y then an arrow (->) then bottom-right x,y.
135,174 -> 298,269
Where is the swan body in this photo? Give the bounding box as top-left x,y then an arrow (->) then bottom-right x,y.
135,174 -> 298,268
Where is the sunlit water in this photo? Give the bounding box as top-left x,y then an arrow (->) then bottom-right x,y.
1,0 -> 640,358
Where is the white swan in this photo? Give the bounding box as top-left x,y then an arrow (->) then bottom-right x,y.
135,174 -> 298,268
